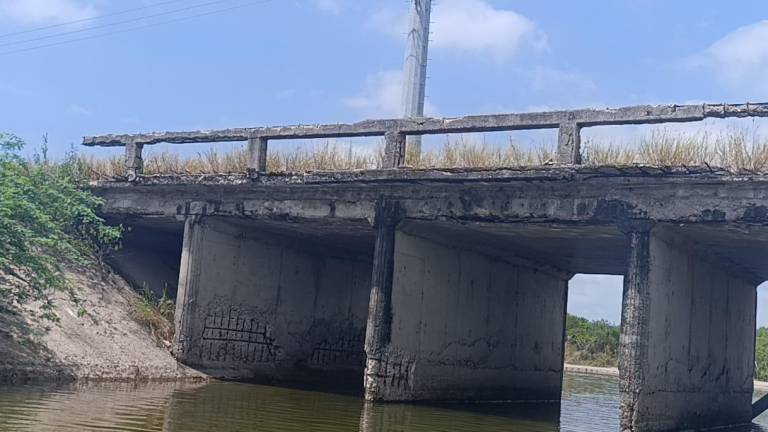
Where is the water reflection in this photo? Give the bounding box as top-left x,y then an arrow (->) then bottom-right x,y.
1,374 -> 768,431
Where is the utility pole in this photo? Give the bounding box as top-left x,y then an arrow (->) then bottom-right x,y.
401,0 -> 431,159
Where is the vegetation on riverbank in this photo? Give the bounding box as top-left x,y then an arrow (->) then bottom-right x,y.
81,127 -> 768,179
0,133 -> 202,382
0,134 -> 121,318
132,286 -> 175,348
564,314 -> 768,382
564,314 -> 620,368
756,328 -> 768,381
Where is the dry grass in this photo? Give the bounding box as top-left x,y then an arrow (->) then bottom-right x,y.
407,136 -> 555,168
83,142 -> 378,179
583,128 -> 768,171
82,128 -> 768,179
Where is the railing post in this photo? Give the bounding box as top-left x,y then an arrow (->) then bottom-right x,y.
247,136 -> 268,178
557,122 -> 582,164
125,141 -> 143,181
382,130 -> 406,169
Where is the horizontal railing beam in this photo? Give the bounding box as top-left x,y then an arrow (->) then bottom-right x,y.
82,103 -> 768,148
82,102 -> 768,180
82,128 -> 254,147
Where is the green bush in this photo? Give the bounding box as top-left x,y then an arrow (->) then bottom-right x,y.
565,314 -> 620,367
756,328 -> 768,381
0,133 -> 122,318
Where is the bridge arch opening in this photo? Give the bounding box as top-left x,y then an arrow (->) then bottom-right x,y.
565,274 -> 623,370
107,218 -> 185,300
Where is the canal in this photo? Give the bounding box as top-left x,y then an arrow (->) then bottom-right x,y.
0,373 -> 766,431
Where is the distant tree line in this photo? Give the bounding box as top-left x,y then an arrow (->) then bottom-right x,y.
565,313 -> 768,382
564,314 -> 620,368
756,328 -> 768,381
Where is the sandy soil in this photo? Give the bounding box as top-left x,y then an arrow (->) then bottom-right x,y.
0,259 -> 206,384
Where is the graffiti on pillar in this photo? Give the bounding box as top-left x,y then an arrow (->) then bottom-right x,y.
308,327 -> 366,368
200,307 -> 277,364
369,352 -> 414,390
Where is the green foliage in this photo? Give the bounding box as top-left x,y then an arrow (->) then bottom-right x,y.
565,314 -> 620,367
0,133 -> 122,317
133,284 -> 175,347
756,327 -> 768,381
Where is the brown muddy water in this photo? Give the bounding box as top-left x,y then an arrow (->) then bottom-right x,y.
0,373 -> 767,431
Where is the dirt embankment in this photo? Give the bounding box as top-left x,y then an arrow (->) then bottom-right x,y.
0,259 -> 206,384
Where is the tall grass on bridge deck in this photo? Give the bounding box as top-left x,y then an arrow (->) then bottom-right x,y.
81,128 -> 768,179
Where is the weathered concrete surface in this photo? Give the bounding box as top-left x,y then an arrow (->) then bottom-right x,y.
173,217 -> 373,386
92,166 -> 768,281
620,225 -> 756,431
364,225 -> 568,402
82,103 -> 768,146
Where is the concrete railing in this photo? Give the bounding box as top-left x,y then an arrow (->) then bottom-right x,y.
82,102 -> 768,180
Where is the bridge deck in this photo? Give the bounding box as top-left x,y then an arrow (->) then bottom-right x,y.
92,165 -> 768,283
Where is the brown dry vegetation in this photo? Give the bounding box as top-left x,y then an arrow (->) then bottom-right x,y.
82,128 -> 768,180
582,128 -> 768,170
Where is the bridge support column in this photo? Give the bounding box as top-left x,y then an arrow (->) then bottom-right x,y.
620,225 -> 756,432
364,215 -> 569,401
172,216 -> 372,386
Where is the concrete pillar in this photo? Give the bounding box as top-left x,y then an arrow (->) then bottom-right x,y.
364,200 -> 400,400
364,221 -> 569,401
619,225 -> 757,432
172,216 -> 373,386
173,216 -> 203,361
557,122 -> 582,164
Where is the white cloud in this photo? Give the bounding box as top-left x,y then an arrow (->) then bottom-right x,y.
369,0 -> 546,61
0,0 -> 98,24
311,0 -> 342,15
530,67 -> 596,93
343,69 -> 439,119
431,0 -> 547,59
690,20 -> 768,95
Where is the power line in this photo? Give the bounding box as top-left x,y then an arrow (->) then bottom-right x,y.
0,0 -> 242,49
0,1 -> 271,57
0,0 -> 191,39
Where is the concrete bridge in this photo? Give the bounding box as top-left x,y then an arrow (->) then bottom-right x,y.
84,103 -> 768,432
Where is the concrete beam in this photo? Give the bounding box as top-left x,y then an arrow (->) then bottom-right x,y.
82,102 -> 768,147
619,224 -> 757,431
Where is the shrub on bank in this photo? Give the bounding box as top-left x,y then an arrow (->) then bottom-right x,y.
756,328 -> 768,381
0,133 -> 122,319
564,314 -> 620,368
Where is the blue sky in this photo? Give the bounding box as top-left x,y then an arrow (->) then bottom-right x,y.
2,0 -> 768,325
